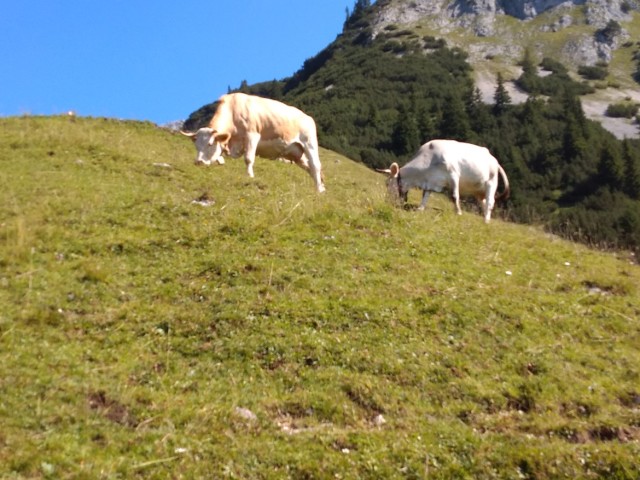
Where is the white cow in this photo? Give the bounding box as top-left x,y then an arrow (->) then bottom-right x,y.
378,139 -> 510,223
182,93 -> 325,193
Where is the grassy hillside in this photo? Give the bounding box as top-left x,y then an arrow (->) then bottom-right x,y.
1,116 -> 639,479
187,17 -> 640,253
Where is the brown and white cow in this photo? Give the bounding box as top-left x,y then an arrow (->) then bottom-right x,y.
378,139 -> 510,223
182,93 -> 325,193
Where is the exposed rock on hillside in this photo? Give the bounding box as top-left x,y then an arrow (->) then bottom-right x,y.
373,0 -> 635,27
371,0 -> 636,63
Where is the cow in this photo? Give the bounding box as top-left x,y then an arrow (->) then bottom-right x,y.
181,93 -> 325,193
377,139 -> 510,223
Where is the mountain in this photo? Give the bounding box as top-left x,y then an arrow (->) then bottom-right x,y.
2,116 -> 640,478
188,0 -> 640,139
371,0 -> 634,63
368,0 -> 640,139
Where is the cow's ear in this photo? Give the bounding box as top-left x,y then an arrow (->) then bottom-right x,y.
210,132 -> 230,146
390,163 -> 400,178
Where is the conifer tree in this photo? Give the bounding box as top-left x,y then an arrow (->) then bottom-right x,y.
366,104 -> 380,127
417,106 -> 435,144
517,48 -> 541,93
560,87 -> 587,130
392,104 -> 420,156
440,92 -> 470,141
623,140 -> 640,199
346,0 -> 371,27
598,138 -> 624,188
493,73 -> 511,115
466,87 -> 493,134
563,118 -> 587,161
521,48 -> 537,77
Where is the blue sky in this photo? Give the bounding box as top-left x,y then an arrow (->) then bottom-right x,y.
0,1 -> 358,125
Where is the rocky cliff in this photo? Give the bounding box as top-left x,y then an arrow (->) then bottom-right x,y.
369,0 -> 637,64
375,0 -> 634,24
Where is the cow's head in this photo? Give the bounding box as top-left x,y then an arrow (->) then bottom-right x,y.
180,128 -> 229,166
376,162 -> 407,205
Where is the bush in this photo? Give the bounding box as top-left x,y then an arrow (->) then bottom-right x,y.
605,103 -> 639,118
578,64 -> 608,80
423,36 -> 446,49
517,57 -> 595,96
540,57 -> 567,74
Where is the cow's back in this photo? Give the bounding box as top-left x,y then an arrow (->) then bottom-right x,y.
432,140 -> 498,177
218,93 -> 315,143
403,140 -> 499,195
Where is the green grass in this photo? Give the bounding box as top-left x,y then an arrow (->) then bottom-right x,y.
1,116 -> 639,478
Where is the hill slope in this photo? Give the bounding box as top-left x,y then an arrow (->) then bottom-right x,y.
368,0 -> 640,138
187,28 -> 640,254
1,117 -> 639,478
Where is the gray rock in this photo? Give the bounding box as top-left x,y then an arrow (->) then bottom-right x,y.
233,407 -> 257,422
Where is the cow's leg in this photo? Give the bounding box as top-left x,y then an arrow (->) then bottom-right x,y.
451,178 -> 462,215
484,199 -> 494,223
418,190 -> 431,211
244,133 -> 261,178
287,143 -> 310,172
484,182 -> 498,223
294,156 -> 310,172
302,143 -> 325,193
476,195 -> 487,219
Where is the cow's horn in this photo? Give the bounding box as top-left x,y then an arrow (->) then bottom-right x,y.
375,168 -> 392,175
180,130 -> 196,137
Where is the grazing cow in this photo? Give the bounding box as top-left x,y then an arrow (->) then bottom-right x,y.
182,93 -> 325,193
377,139 -> 510,223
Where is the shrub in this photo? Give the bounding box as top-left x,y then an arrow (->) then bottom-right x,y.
605,103 -> 639,118
578,64 -> 608,80
423,36 -> 446,49
540,57 -> 567,74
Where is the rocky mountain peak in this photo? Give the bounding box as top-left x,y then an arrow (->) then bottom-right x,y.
372,0 -> 635,27
369,0 -> 636,64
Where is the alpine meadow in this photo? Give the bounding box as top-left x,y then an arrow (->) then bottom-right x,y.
1,115 -> 639,478
3,0 -> 640,478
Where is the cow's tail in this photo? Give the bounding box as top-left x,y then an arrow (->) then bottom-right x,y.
495,165 -> 510,202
